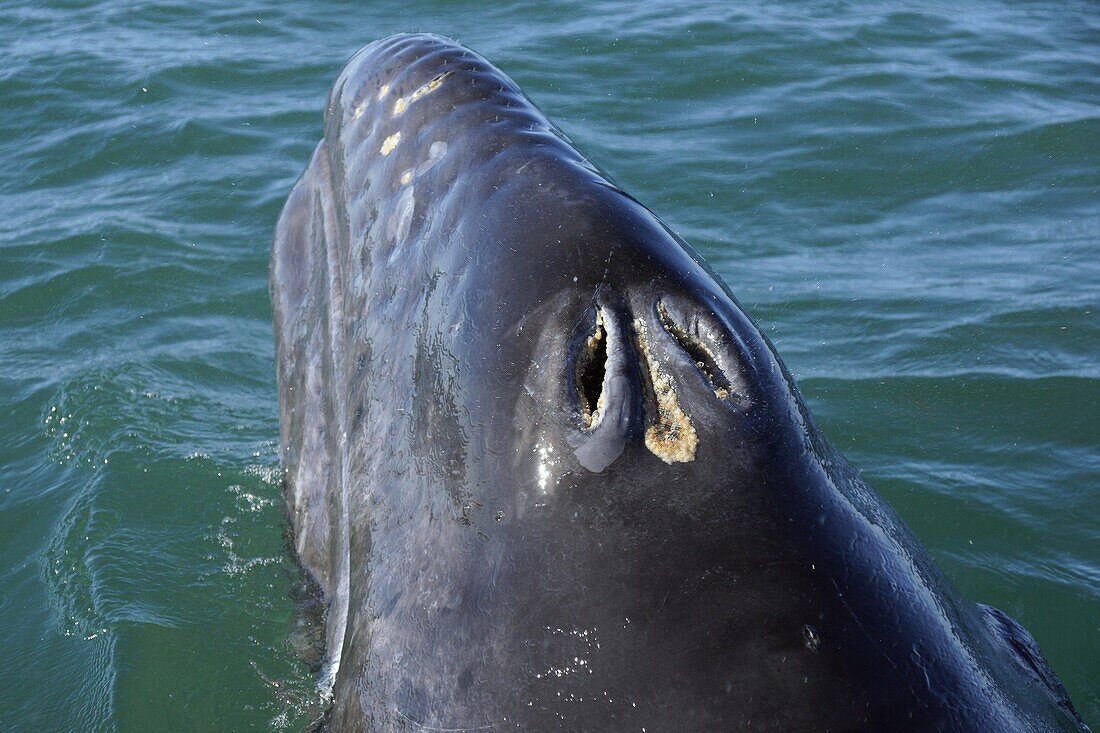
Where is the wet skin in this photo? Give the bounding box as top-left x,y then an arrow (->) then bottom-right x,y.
270,33 -> 1089,732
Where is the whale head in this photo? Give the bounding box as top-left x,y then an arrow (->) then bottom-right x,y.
271,33 -> 1089,733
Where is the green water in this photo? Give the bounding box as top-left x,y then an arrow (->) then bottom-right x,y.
2,2 -> 1096,730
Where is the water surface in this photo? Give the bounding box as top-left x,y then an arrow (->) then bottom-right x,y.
1,1 -> 1097,729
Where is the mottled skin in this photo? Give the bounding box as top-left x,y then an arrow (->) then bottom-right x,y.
271,34 -> 1087,732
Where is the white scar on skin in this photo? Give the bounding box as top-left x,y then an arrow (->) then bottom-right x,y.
395,142 -> 446,189
380,132 -> 401,156
377,83 -> 390,100
411,72 -> 451,101
387,185 -> 416,259
415,141 -> 448,176
393,72 -> 452,117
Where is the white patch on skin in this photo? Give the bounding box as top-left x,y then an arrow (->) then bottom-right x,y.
380,132 -> 401,156
395,142 -> 446,189
393,72 -> 451,117
411,72 -> 451,102
352,102 -> 365,120
377,83 -> 390,100
415,141 -> 448,176
387,186 -> 416,261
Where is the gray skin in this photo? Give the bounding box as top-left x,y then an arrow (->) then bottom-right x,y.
271,33 -> 1088,732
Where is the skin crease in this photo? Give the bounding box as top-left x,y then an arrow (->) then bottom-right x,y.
270,33 -> 1089,732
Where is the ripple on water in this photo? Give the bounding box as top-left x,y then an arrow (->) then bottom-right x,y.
2,0 -> 1097,728
30,359 -> 319,729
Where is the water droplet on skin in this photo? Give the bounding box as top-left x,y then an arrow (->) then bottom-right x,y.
802,624 -> 822,652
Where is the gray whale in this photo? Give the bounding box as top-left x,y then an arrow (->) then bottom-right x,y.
270,33 -> 1088,732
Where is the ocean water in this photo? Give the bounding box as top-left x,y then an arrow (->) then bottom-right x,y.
1,1 -> 1096,729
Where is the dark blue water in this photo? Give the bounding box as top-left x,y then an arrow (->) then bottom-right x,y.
2,2 -> 1097,729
